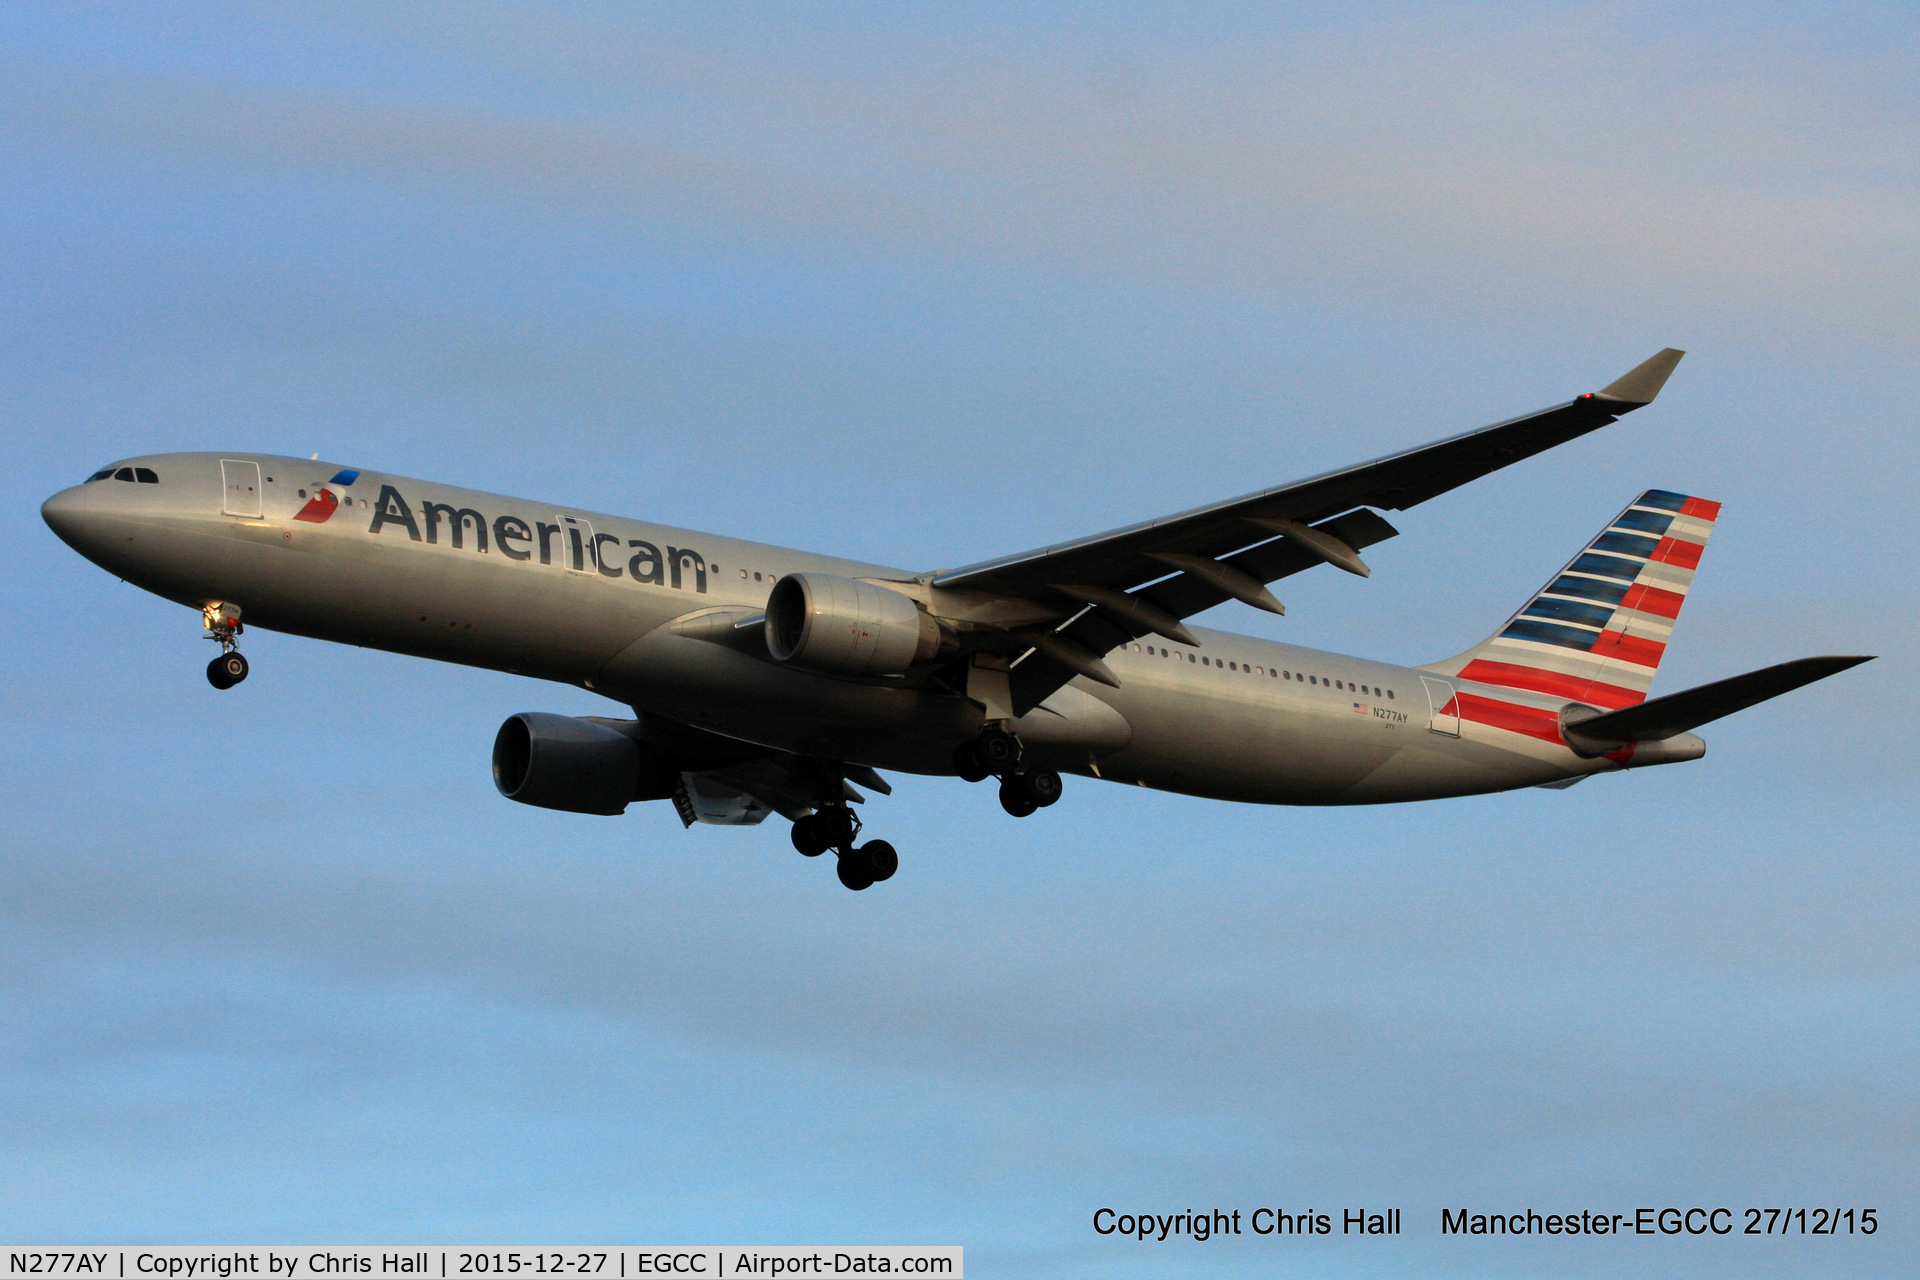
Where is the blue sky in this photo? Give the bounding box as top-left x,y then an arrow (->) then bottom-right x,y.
2,3 -> 1915,1274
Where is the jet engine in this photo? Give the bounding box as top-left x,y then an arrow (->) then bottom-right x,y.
492,713 -> 673,815
764,573 -> 944,676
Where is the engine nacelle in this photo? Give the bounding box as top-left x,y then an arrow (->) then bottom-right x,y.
493,712 -> 653,815
764,573 -> 943,676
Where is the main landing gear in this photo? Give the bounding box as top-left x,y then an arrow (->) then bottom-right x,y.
952,728 -> 1063,818
202,602 -> 250,690
791,804 -> 898,892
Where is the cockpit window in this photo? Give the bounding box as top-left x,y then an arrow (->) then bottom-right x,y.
113,467 -> 136,482
134,467 -> 159,483
87,468 -> 115,482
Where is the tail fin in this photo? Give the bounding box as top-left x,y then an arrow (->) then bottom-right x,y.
1428,490 -> 1721,708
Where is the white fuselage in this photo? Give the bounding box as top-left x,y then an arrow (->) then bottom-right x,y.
43,453 -> 1680,806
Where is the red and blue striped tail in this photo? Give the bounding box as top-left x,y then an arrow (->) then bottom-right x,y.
1439,490 -> 1720,710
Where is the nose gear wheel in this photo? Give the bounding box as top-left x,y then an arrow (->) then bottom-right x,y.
201,602 -> 249,689
206,651 -> 249,690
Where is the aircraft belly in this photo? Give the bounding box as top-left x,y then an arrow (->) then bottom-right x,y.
595,629 -> 981,775
1338,738 -> 1578,802
1096,672 -> 1396,803
1009,684 -> 1133,765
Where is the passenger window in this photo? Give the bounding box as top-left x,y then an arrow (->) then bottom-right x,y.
1309,676 -> 1316,685
1228,662 -> 1236,671
113,467 -> 135,482
754,572 -> 763,582
135,468 -> 158,483
1387,690 -> 1394,700
1188,653 -> 1196,663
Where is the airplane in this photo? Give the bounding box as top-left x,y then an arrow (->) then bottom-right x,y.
42,348 -> 1870,890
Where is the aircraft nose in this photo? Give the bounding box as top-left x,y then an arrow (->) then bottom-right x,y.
42,484 -> 106,552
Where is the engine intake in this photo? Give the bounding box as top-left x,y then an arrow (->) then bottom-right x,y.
764,573 -> 943,676
493,713 -> 652,815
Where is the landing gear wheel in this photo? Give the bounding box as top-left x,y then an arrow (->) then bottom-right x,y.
207,652 -> 248,689
977,728 -> 1021,771
951,741 -> 991,783
1026,769 -> 1063,807
998,776 -> 1039,818
857,839 -> 898,883
790,814 -> 832,857
818,806 -> 857,849
836,854 -> 875,891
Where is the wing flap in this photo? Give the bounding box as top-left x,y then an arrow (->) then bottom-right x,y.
1137,508 -> 1401,622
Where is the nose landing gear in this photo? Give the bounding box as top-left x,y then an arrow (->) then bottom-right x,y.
792,802 -> 899,892
202,602 -> 249,690
954,728 -> 1064,819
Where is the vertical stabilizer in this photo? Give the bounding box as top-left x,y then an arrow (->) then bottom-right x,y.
1427,490 -> 1721,708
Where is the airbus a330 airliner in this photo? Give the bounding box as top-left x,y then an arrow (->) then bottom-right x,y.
44,348 -> 1869,889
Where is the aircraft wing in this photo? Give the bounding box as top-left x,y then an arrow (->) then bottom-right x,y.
923,348 -> 1686,714
935,348 -> 1684,602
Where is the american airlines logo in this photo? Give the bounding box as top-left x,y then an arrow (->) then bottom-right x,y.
292,468 -> 360,524
293,487 -> 343,522
363,484 -> 709,591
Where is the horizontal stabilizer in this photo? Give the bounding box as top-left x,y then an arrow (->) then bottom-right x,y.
1562,654 -> 1872,751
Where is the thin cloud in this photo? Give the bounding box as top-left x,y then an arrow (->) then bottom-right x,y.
2,5 -> 1915,331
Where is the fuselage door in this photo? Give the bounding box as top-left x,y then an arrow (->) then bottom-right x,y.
1420,675 -> 1461,737
220,459 -> 262,518
558,514 -> 596,573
